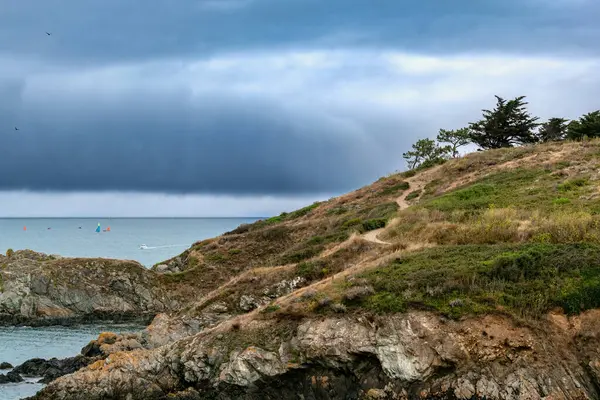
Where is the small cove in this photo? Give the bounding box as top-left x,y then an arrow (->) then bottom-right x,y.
0,324 -> 144,400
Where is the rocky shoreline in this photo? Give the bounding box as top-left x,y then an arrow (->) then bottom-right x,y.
0,250 -> 174,327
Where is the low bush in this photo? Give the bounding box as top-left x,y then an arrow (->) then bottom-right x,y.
342,218 -> 362,229
380,181 -> 410,196
288,202 -> 321,219
558,178 -> 588,192
296,260 -> 329,280
553,198 -> 571,205
405,191 -> 421,201
361,219 -> 387,232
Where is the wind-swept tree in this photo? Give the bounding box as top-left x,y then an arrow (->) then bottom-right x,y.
536,118 -> 569,142
567,111 -> 600,140
403,138 -> 449,169
469,95 -> 540,149
437,128 -> 471,158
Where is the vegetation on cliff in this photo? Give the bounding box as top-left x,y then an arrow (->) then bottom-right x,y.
28,137 -> 600,400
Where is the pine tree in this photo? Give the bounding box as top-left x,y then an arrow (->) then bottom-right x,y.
437,128 -> 471,158
536,118 -> 569,142
469,95 -> 540,149
567,111 -> 600,140
403,138 -> 449,169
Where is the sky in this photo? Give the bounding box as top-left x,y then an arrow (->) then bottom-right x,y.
0,0 -> 599,217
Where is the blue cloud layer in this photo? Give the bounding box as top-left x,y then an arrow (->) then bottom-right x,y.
1,0 -> 598,63
0,1 -> 598,196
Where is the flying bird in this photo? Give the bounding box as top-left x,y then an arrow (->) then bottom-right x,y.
46,32 -> 52,36
14,127 -> 19,131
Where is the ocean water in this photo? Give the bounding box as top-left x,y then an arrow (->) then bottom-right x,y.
0,218 -> 258,267
0,218 -> 258,399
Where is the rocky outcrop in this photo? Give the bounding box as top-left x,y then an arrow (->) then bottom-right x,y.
0,330 -> 147,386
31,310 -> 600,399
0,250 -> 173,326
12,356 -> 96,384
0,362 -> 13,369
0,370 -> 23,384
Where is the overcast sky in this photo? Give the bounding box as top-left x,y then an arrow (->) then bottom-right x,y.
0,0 -> 599,217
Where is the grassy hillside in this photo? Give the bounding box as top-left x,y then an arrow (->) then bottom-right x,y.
159,139 -> 600,322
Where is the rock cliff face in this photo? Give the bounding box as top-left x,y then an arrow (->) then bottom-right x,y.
0,250 -> 172,326
32,310 -> 600,399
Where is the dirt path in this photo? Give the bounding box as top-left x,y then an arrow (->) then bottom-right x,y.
359,165 -> 444,246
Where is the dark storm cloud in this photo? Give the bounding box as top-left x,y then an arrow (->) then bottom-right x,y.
0,89 -> 398,195
0,0 -> 599,198
0,0 -> 598,64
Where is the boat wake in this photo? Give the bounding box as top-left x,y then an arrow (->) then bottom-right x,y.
139,244 -> 188,250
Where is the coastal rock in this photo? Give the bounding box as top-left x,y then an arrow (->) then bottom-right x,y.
0,370 -> 23,384
12,355 -> 96,384
0,250 -> 172,326
81,332 -> 145,358
33,310 -> 600,399
0,362 -> 13,369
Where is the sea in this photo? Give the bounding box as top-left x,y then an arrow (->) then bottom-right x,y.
0,217 -> 259,400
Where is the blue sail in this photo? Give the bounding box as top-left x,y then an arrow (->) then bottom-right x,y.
95,223 -> 101,233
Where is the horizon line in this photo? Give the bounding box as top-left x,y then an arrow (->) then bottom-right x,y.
0,216 -> 266,219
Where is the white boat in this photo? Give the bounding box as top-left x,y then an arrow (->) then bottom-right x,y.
140,244 -> 149,250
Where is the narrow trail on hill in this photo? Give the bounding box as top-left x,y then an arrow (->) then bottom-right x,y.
360,165 -> 443,246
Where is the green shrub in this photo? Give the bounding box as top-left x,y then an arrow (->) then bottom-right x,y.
342,218 -> 362,229
5,249 -> 14,258
405,191 -> 421,201
380,181 -> 410,196
288,202 -> 321,219
558,178 -> 588,192
282,246 -> 323,264
228,249 -> 242,255
400,170 -> 417,178
307,236 -> 325,245
205,253 -> 226,262
265,216 -> 283,224
296,260 -> 329,280
553,197 -> 571,205
361,219 -> 387,232
263,304 -> 281,313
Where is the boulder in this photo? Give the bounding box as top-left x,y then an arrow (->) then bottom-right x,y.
0,370 -> 23,384
0,362 -> 13,370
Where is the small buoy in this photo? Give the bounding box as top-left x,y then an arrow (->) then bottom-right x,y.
23,226 -> 27,231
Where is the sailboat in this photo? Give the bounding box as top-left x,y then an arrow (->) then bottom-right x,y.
95,223 -> 101,233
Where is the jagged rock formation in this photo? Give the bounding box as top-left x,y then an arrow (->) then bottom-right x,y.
0,250 -> 173,326
31,310 -> 600,399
